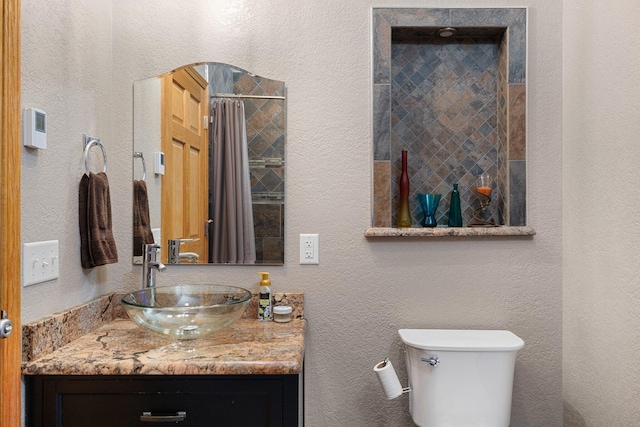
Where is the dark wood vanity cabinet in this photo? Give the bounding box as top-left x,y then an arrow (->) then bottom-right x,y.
25,374 -> 303,427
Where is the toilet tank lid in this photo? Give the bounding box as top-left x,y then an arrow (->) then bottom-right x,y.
398,329 -> 524,351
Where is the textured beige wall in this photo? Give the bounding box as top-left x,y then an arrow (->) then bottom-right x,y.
563,1 -> 640,425
21,0 -> 123,319
22,0 -> 563,425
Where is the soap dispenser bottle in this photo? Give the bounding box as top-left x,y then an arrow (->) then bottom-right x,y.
257,272 -> 273,321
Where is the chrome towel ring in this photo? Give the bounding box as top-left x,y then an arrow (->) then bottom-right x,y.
133,151 -> 147,181
83,133 -> 107,175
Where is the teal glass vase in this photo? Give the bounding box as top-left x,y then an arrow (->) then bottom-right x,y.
417,193 -> 441,227
447,183 -> 462,227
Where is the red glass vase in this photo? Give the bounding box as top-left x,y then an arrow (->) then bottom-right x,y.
397,149 -> 412,227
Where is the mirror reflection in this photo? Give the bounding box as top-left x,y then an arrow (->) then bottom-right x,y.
133,63 -> 285,266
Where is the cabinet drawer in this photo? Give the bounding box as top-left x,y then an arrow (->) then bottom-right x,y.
26,375 -> 301,427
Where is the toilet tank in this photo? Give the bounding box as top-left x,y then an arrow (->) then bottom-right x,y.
399,329 -> 524,427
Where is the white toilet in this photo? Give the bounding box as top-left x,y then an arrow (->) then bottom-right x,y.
398,329 -> 524,427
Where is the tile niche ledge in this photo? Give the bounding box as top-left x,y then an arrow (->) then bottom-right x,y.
365,226 -> 535,238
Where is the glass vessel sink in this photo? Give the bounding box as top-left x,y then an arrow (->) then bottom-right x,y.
121,284 -> 251,340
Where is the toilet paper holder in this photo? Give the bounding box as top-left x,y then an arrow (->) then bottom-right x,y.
374,355 -> 440,400
373,357 -> 410,399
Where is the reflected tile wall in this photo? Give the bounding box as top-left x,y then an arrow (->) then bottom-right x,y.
233,74 -> 286,264
209,65 -> 286,262
253,203 -> 284,264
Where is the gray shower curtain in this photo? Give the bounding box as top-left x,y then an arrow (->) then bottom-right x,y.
210,99 -> 256,264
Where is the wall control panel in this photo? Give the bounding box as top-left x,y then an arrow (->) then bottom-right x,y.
154,151 -> 165,175
22,107 -> 47,149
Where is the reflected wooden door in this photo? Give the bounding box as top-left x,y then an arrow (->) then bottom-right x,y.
161,68 -> 209,263
0,1 -> 22,426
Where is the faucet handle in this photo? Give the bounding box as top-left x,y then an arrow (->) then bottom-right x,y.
143,243 -> 162,260
167,239 -> 193,264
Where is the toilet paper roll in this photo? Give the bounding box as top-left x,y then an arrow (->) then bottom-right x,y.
373,358 -> 403,400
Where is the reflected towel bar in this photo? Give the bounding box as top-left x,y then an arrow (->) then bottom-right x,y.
133,151 -> 147,181
210,93 -> 285,100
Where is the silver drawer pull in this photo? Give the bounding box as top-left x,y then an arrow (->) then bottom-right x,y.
140,411 -> 187,423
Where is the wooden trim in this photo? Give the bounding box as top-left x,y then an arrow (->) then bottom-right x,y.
0,0 -> 21,426
183,66 -> 208,90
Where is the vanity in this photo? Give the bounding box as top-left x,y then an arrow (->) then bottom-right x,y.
22,293 -> 305,427
21,61 -> 302,426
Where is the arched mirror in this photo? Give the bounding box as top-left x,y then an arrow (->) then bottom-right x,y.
133,63 -> 285,266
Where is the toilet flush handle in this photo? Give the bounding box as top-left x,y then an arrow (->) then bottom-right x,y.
421,355 -> 440,366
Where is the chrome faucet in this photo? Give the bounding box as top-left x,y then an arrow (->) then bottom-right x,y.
167,238 -> 193,264
142,243 -> 165,289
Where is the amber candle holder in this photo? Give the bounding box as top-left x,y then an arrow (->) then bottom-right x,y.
470,173 -> 497,227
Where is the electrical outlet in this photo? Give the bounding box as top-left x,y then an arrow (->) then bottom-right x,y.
299,234 -> 319,265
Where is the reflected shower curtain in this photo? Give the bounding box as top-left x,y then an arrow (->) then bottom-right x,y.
210,99 -> 256,264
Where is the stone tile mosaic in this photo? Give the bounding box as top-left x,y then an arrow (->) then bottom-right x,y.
497,32 -> 509,224
509,160 -> 526,226
507,12 -> 527,84
450,8 -> 524,27
374,84 -> 391,160
509,84 -> 526,160
371,8 -> 527,228
373,8 -> 450,84
374,161 -> 392,227
391,38 -> 501,226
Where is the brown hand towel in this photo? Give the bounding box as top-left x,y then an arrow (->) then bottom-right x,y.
79,172 -> 118,268
79,174 -> 92,269
133,180 -> 154,257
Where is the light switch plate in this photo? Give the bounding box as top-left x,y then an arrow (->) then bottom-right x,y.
23,240 -> 59,286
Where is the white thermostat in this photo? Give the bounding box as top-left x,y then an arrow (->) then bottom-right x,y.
22,107 -> 47,149
154,151 -> 165,175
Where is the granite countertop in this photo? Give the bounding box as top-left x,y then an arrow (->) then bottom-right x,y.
22,292 -> 305,376
365,226 -> 536,237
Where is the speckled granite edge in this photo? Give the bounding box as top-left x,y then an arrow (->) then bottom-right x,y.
22,294 -> 119,362
365,226 -> 536,237
22,318 -> 306,376
22,291 -> 304,363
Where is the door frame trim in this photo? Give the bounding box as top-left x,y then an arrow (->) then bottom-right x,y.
0,0 -> 22,426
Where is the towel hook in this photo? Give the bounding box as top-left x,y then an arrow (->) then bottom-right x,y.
83,133 -> 107,175
133,151 -> 146,181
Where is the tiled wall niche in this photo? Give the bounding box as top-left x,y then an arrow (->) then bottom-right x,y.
372,8 -> 527,229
